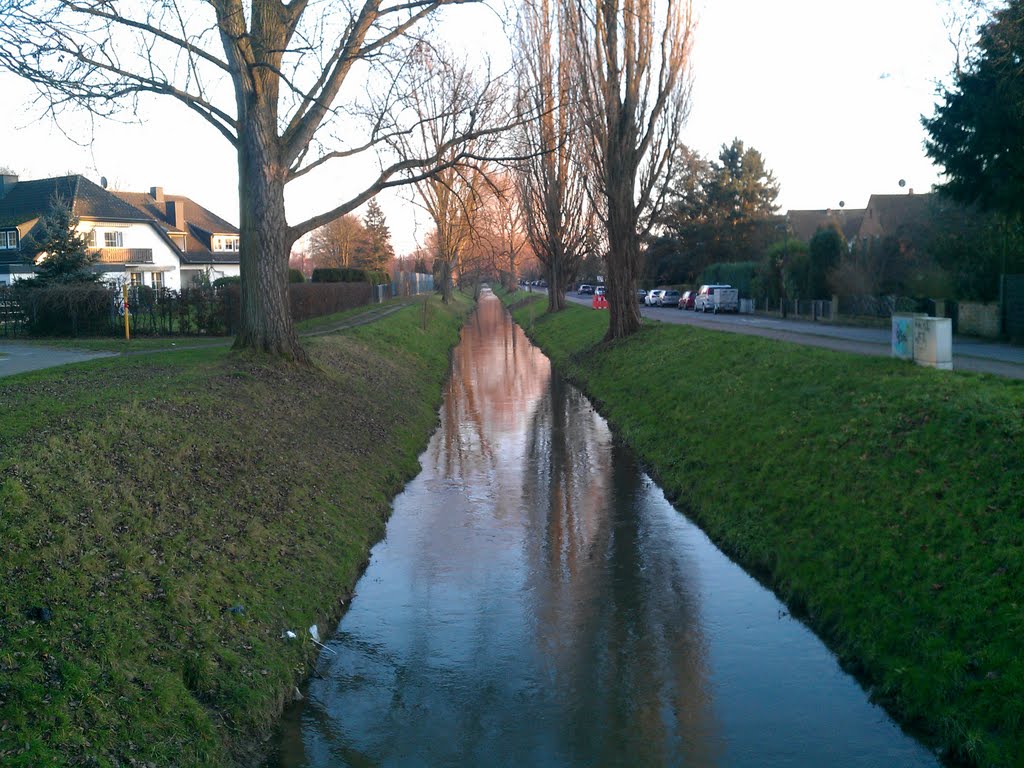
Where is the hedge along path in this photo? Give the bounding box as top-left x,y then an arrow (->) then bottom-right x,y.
0,292 -> 472,767
501,290 -> 1024,768
120,298 -> 417,353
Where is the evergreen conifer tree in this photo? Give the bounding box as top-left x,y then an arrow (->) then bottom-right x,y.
362,199 -> 395,272
26,195 -> 98,284
923,1 -> 1024,219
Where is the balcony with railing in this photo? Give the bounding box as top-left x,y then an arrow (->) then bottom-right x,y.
90,248 -> 154,265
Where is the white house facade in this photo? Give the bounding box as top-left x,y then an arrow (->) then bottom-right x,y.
0,174 -> 240,288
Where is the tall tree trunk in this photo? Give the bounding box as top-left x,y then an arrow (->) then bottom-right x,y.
440,259 -> 454,304
231,112 -> 308,363
546,244 -> 566,312
605,177 -> 642,341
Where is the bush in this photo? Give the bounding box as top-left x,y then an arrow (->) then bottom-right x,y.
212,276 -> 241,288
288,268 -> 305,283
698,261 -> 759,297
363,270 -> 390,286
311,267 -> 389,285
288,282 -> 372,321
14,283 -> 114,336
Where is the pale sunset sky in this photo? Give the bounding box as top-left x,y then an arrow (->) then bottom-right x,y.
0,0 -> 965,254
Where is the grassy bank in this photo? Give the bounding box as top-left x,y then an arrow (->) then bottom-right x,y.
0,293 -> 472,766
501,290 -> 1023,767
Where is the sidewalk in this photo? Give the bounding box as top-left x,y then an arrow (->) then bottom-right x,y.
0,343 -> 115,377
0,301 -> 414,378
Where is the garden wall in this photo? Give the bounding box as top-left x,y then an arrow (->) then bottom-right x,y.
956,301 -> 1001,339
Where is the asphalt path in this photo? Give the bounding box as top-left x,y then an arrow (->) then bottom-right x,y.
559,291 -> 1024,379
0,343 -> 116,378
0,302 -> 413,379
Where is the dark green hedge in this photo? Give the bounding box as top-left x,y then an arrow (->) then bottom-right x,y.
312,267 -> 389,285
698,261 -> 759,298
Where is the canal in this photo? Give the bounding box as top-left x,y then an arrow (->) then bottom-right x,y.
265,290 -> 937,767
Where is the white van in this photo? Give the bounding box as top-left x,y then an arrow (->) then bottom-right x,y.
694,284 -> 739,313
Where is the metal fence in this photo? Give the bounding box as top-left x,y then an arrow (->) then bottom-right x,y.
0,284 -> 240,339
391,271 -> 434,298
1005,274 -> 1024,342
1,279 -> 387,339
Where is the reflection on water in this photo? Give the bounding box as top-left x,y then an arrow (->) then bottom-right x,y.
266,290 -> 936,767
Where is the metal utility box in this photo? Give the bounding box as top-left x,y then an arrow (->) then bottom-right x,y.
890,313 -> 923,360
912,317 -> 953,370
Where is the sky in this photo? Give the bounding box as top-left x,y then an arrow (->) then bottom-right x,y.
0,0 -> 966,255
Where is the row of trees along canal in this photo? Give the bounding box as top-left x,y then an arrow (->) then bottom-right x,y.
2,0 -> 1017,359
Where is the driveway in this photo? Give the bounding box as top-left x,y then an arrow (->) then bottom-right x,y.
561,292 -> 1024,379
0,343 -> 116,378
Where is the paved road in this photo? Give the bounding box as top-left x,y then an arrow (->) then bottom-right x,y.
0,343 -> 116,378
560,291 -> 1024,379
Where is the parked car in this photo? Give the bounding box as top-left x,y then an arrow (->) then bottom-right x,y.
578,284 -> 594,295
637,289 -> 648,304
645,289 -> 665,306
658,289 -> 681,307
694,284 -> 739,313
678,290 -> 696,310
595,286 -> 606,297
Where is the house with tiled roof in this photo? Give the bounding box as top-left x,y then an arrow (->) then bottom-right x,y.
857,192 -> 937,244
0,173 -> 239,289
784,207 -> 866,247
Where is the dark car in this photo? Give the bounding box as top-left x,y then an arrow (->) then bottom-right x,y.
578,284 -> 594,295
637,289 -> 648,304
678,290 -> 696,310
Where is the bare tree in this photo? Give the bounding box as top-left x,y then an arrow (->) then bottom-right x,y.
0,0 -> 501,360
941,0 -> 997,76
470,170 -> 531,290
515,0 -> 595,311
391,48 -> 501,303
565,0 -> 695,339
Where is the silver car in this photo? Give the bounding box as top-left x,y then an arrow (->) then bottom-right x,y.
658,289 -> 681,307
645,289 -> 665,306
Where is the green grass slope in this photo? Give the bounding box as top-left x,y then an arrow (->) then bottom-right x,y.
0,294 -> 471,766
504,291 -> 1023,768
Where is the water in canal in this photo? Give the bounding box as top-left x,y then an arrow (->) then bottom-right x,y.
266,290 -> 937,767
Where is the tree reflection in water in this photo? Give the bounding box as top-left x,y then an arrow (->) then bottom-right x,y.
524,369 -> 721,766
265,290 -> 936,768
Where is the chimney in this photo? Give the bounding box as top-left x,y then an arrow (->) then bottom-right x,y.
0,174 -> 18,199
150,186 -> 164,203
908,188 -> 914,195
166,200 -> 186,231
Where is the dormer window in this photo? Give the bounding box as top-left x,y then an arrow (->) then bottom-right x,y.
104,231 -> 124,248
213,235 -> 239,253
0,230 -> 18,250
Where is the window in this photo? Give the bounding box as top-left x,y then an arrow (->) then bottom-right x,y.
129,272 -> 142,287
0,230 -> 17,250
151,272 -> 164,289
214,235 -> 239,252
85,229 -> 97,247
104,231 -> 123,248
